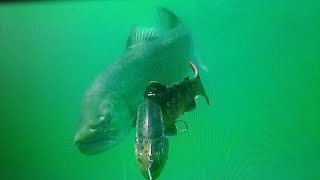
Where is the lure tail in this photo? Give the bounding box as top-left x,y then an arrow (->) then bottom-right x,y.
188,61 -> 210,105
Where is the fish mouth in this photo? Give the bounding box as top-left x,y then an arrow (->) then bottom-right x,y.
76,138 -> 117,155
75,130 -> 120,155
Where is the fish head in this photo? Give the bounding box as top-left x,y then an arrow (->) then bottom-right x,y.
75,93 -> 133,155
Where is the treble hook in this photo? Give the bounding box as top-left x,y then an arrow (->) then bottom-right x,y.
175,120 -> 188,133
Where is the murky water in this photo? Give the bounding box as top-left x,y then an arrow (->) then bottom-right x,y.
0,1 -> 319,179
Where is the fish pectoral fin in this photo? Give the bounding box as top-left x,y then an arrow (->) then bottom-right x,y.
126,26 -> 160,49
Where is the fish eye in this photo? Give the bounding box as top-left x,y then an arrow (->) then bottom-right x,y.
99,115 -> 105,121
94,114 -> 112,128
99,116 -> 109,127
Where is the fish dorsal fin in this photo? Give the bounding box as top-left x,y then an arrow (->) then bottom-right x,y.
158,7 -> 180,29
126,26 -> 160,49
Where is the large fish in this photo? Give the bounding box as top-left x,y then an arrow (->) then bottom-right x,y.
74,8 -> 196,155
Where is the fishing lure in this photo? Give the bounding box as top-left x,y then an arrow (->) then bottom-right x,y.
135,98 -> 169,180
134,61 -> 210,179
144,61 -> 210,136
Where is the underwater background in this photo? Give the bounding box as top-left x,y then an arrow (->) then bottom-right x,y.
0,0 -> 319,179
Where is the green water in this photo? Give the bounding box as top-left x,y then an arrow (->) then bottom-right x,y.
1,1 -> 319,179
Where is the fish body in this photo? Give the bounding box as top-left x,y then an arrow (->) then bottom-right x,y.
74,8 -> 195,155
135,99 -> 168,180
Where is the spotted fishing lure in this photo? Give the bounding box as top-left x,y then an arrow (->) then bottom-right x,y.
135,62 -> 210,179
135,98 -> 169,180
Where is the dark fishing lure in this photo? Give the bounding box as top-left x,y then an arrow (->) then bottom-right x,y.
144,61 -> 210,135
134,62 -> 210,179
